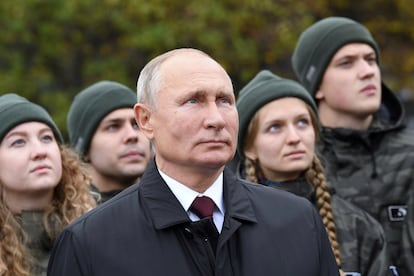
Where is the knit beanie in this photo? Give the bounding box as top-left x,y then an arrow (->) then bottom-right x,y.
291,16 -> 380,96
0,93 -> 63,143
67,80 -> 137,157
236,70 -> 318,158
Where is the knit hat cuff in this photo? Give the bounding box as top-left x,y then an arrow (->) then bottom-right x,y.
303,22 -> 380,95
0,101 -> 63,143
70,91 -> 136,155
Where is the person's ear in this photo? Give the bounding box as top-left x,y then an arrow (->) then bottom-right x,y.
134,103 -> 154,140
243,146 -> 258,162
315,90 -> 324,100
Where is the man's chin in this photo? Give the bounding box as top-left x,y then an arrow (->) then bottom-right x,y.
118,175 -> 142,187
117,168 -> 144,180
197,156 -> 233,169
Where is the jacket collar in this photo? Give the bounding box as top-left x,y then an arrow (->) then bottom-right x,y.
378,82 -> 405,128
139,159 -> 257,230
321,82 -> 405,137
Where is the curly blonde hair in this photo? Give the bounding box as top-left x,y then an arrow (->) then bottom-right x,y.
243,104 -> 344,275
0,145 -> 96,276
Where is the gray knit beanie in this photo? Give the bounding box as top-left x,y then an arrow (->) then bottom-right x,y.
236,70 -> 318,158
0,93 -> 63,143
67,80 -> 137,157
291,16 -> 380,96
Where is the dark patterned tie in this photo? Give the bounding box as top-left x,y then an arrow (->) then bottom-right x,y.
190,196 -> 215,220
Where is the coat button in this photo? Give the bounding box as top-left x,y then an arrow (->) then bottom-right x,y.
184,227 -> 193,239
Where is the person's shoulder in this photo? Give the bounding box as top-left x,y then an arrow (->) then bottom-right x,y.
65,183 -> 141,231
331,195 -> 385,234
239,178 -> 312,208
387,124 -> 414,146
331,195 -> 368,216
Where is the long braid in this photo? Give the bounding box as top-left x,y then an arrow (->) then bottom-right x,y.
244,158 -> 259,184
306,156 -> 344,275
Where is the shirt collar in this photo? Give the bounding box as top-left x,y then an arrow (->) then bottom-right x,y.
158,169 -> 225,215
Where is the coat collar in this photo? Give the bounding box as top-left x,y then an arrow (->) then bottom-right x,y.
139,159 -> 257,230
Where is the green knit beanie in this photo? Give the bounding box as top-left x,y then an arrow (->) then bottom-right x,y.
67,80 -> 137,157
291,16 -> 380,96
0,93 -> 63,143
236,70 -> 318,158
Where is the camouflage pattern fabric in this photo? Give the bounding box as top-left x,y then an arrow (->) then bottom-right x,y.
317,86 -> 414,274
263,179 -> 392,276
332,195 -> 391,276
400,188 -> 414,275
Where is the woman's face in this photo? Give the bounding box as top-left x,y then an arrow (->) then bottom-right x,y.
0,122 -> 62,206
244,97 -> 316,181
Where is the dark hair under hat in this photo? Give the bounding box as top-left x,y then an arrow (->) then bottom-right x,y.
236,70 -> 318,158
291,16 -> 380,96
67,80 -> 137,157
0,93 -> 63,143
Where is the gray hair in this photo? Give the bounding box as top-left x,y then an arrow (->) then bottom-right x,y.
136,48 -> 231,108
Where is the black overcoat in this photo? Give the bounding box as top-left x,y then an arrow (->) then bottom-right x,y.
47,160 -> 339,276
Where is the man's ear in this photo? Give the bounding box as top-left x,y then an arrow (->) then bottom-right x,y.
134,103 -> 154,140
315,90 -> 324,100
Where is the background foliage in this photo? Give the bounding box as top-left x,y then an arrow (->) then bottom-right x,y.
1,0 -> 413,138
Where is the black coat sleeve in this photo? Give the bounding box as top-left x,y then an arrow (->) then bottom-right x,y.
312,206 -> 340,276
47,229 -> 89,276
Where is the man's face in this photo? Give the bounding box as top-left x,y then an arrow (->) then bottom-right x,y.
137,52 -> 239,176
316,43 -> 381,124
87,108 -> 151,186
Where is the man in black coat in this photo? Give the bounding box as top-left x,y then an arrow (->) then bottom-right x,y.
47,48 -> 339,276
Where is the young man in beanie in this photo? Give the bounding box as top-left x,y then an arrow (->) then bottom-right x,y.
67,80 -> 152,204
292,16 -> 414,274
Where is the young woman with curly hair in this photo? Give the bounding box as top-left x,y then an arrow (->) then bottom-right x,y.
235,70 -> 393,276
0,94 -> 96,276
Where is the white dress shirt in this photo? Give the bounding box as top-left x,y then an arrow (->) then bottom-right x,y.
159,169 -> 225,233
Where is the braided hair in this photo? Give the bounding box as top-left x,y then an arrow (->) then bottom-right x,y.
305,156 -> 342,272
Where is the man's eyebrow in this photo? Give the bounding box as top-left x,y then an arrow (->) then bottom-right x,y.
364,52 -> 376,57
176,90 -> 206,100
335,53 -> 357,61
217,90 -> 233,97
177,89 -> 233,101
189,90 -> 207,97
101,117 -> 125,124
336,49 -> 376,60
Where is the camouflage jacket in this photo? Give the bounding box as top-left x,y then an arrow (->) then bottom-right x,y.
318,84 -> 414,273
261,178 -> 392,276
401,188 -> 414,275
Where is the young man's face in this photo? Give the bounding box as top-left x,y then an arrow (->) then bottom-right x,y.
315,43 -> 382,126
87,108 -> 151,189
